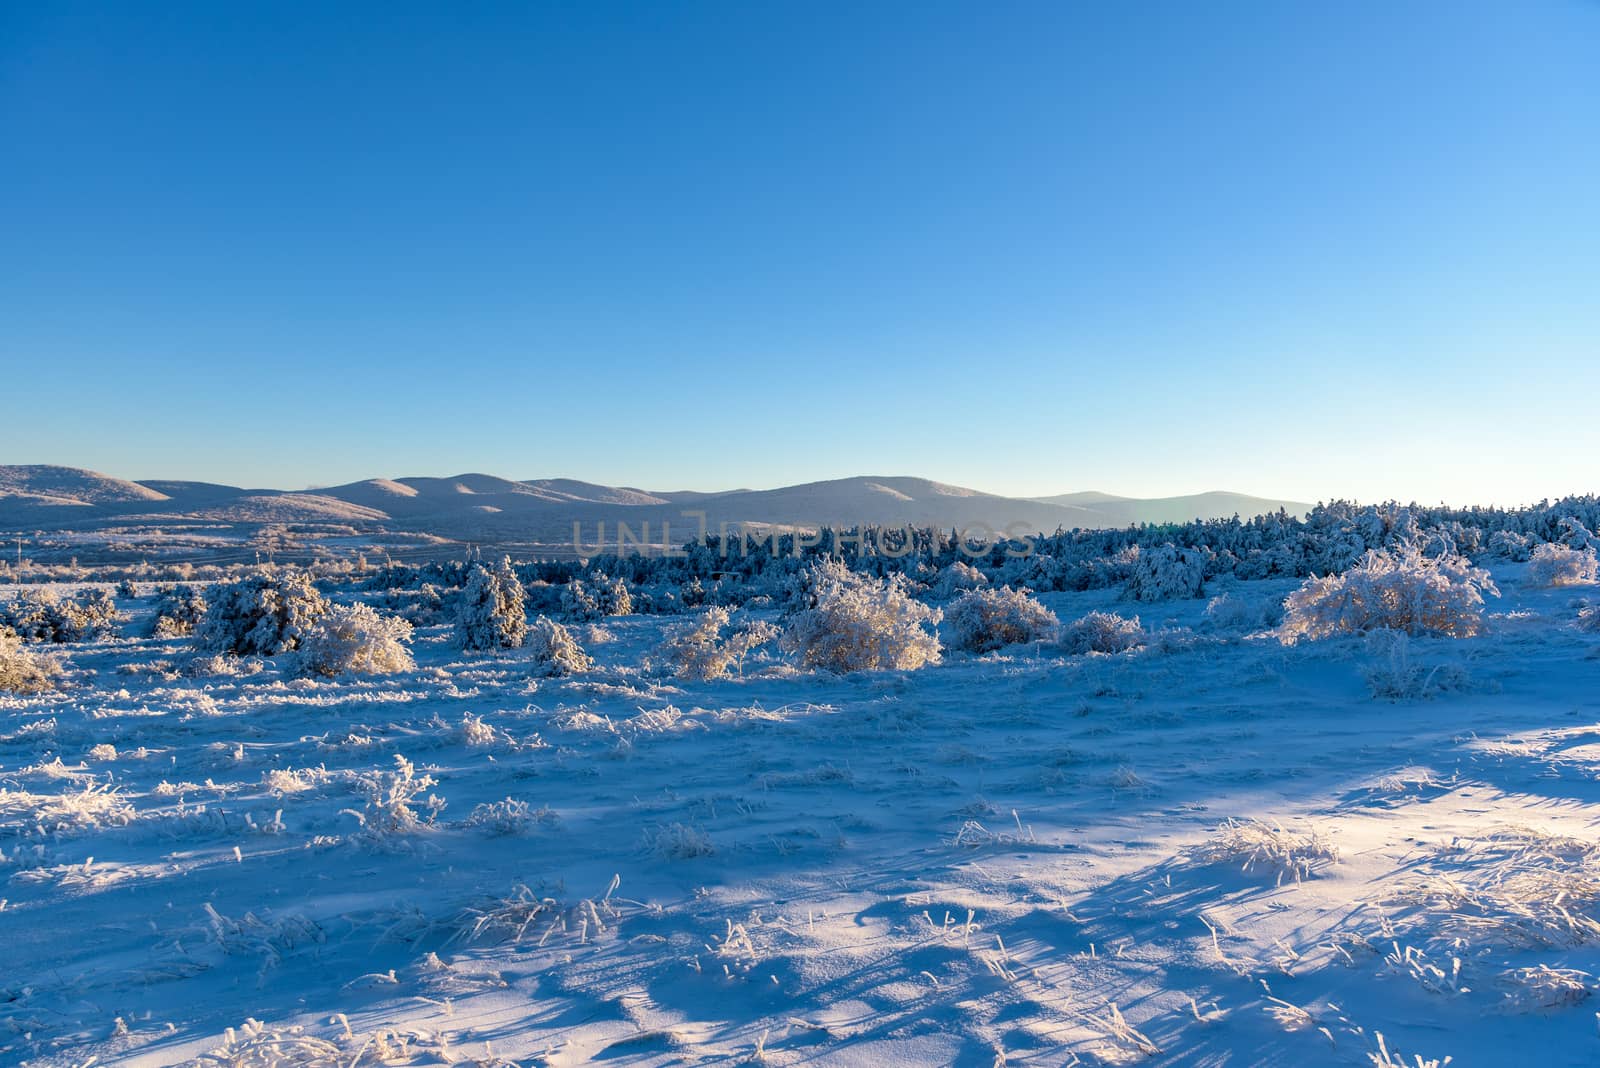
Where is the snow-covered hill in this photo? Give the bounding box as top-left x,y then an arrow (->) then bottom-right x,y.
0,466 -> 1310,546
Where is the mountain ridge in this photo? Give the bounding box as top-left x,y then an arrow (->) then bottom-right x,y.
0,465 -> 1313,542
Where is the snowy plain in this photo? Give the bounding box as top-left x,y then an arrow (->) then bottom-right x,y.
3,566 -> 1599,1067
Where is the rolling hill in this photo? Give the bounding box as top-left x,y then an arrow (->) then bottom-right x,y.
0,466 -> 1312,553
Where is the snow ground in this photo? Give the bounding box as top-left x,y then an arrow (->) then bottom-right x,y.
4,569 -> 1600,1066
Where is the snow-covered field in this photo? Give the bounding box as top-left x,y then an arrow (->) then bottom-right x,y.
4,567 -> 1600,1066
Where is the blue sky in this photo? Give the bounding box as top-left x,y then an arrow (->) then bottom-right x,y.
2,2 -> 1596,505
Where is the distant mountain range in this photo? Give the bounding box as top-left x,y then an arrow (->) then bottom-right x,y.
0,465 -> 1310,558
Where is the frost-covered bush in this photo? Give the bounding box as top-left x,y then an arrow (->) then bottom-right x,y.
294,603 -> 415,677
456,558 -> 527,651
944,586 -> 1059,652
0,629 -> 61,693
560,575 -> 633,620
642,822 -> 715,860
195,571 -> 330,655
1279,543 -> 1498,643
115,579 -> 138,599
1058,611 -> 1144,655
525,616 -> 593,676
149,583 -> 207,638
930,561 -> 990,600
560,579 -> 600,621
342,755 -> 445,840
1203,592 -> 1265,631
465,798 -> 553,836
659,606 -> 780,679
597,575 -> 633,616
1526,543 -> 1599,588
1123,544 -> 1208,602
183,652 -> 264,678
0,588 -> 119,643
379,583 -> 449,627
996,551 -> 1065,592
781,559 -> 942,673
1191,818 -> 1338,884
579,622 -> 616,645
1361,629 -> 1471,700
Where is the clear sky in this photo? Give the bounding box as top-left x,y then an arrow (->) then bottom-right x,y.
2,2 -> 1596,505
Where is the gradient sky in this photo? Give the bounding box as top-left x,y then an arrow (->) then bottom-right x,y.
2,2 -> 1596,505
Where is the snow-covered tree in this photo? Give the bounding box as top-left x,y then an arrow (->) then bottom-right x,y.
456,557 -> 527,651
1487,530 -> 1534,561
1558,517 -> 1598,550
659,606 -> 780,680
944,586 -> 1059,652
195,571 -> 330,655
1123,544 -> 1208,602
295,603 -> 415,677
1058,611 -> 1144,654
1279,543 -> 1498,642
781,559 -> 942,673
525,616 -> 593,676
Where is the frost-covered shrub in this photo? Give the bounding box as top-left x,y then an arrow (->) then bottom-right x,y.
560,575 -> 633,620
294,603 -> 415,677
379,583 -> 449,627
149,584 -> 207,638
0,629 -> 61,693
456,558 -> 527,651
1526,543 -> 1599,588
1191,818 -> 1338,884
997,551 -> 1065,593
195,571 -> 329,655
1,588 -> 119,643
560,579 -> 600,621
1361,629 -> 1471,700
659,606 -> 780,680
465,798 -> 554,836
183,652 -> 264,678
525,616 -> 593,676
1058,611 -> 1144,655
579,622 -> 615,645
1203,592 -> 1259,631
1279,543 -> 1498,643
930,561 -> 990,600
115,579 -> 138,599
1123,544 -> 1208,602
944,586 -> 1059,652
642,822 -> 715,859
781,559 -> 942,673
597,575 -> 633,616
342,755 -> 445,840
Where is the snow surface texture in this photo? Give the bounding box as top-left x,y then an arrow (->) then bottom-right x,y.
2,563 -> 1599,1065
